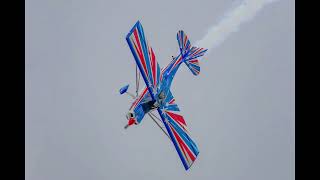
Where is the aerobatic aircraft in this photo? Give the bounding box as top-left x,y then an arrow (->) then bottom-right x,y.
119,21 -> 207,170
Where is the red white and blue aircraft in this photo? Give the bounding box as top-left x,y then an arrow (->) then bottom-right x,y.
119,21 -> 207,170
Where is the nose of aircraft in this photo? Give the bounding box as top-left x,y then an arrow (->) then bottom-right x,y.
124,118 -> 136,129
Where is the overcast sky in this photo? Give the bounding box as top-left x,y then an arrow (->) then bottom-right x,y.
26,0 -> 294,179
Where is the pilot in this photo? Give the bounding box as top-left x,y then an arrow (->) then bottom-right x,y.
141,99 -> 156,112
157,91 -> 166,105
141,91 -> 166,113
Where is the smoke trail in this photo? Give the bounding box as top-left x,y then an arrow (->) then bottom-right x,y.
195,0 -> 279,52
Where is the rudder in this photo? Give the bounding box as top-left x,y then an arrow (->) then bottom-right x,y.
177,30 -> 207,76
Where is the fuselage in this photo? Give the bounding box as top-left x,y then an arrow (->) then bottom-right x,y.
125,53 -> 185,127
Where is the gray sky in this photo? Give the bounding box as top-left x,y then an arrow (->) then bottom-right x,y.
25,0 -> 294,179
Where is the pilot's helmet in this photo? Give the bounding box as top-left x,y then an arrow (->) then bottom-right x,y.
159,91 -> 165,99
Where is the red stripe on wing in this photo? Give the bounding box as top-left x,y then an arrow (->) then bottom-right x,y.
166,111 -> 187,126
133,29 -> 148,77
130,87 -> 148,110
170,125 -> 196,163
169,98 -> 175,104
150,48 -> 157,86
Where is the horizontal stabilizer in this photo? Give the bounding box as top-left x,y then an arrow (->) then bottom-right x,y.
177,30 -> 207,76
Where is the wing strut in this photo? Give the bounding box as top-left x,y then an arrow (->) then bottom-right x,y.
148,112 -> 170,139
135,65 -> 140,97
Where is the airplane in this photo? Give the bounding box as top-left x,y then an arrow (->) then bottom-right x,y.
119,21 -> 207,170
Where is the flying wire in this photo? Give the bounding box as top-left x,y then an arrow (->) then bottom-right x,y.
148,112 -> 170,139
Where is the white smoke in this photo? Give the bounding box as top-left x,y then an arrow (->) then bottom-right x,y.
195,0 -> 279,52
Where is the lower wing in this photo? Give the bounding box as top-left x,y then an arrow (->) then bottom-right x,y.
156,90 -> 199,170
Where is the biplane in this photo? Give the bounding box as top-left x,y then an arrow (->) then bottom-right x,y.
119,21 -> 207,170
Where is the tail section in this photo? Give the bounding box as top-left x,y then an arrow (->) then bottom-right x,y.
177,30 -> 191,57
177,30 -> 207,76
184,58 -> 200,76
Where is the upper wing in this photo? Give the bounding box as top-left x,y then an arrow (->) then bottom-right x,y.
126,21 -> 161,98
157,90 -> 199,170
